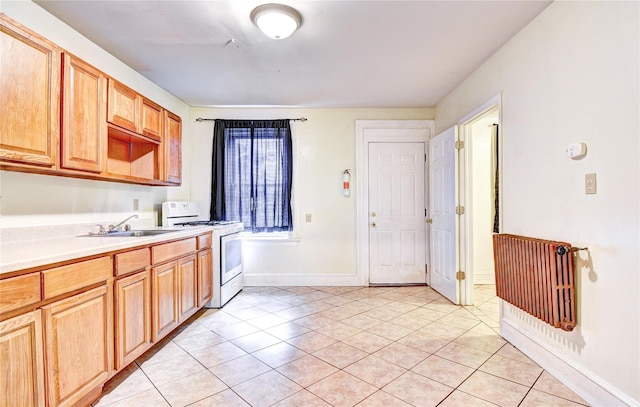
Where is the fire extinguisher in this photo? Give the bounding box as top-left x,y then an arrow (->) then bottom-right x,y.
343,169 -> 351,197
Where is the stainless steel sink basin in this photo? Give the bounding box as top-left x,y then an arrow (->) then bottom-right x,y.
82,229 -> 179,237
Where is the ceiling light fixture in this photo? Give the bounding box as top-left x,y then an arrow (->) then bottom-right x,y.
251,3 -> 302,40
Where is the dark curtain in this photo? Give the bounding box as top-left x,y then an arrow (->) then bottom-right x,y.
210,120 -> 293,232
492,123 -> 500,233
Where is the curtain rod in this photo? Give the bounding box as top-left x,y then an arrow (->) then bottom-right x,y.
195,117 -> 307,123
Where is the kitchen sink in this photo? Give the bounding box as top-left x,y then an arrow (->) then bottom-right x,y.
82,229 -> 179,237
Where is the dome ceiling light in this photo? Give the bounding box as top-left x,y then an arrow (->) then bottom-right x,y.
250,3 -> 302,40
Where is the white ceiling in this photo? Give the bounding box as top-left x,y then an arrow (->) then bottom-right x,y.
35,0 -> 551,108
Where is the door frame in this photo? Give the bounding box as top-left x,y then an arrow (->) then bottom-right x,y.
355,120 -> 434,286
456,94 -> 503,305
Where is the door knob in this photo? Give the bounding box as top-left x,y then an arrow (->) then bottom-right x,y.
426,218 -> 433,224
371,211 -> 376,217
371,222 -> 377,228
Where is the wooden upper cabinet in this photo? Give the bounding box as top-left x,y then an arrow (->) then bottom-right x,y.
141,98 -> 163,142
61,53 -> 107,173
107,79 -> 139,134
107,79 -> 162,143
0,15 -> 60,168
0,16 -> 182,186
163,110 -> 182,184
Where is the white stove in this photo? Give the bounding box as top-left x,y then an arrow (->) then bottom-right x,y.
162,201 -> 244,308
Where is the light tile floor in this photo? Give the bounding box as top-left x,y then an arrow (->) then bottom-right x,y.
94,285 -> 589,407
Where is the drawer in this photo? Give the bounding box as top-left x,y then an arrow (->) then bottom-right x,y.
197,233 -> 212,250
0,272 -> 41,314
115,248 -> 150,276
42,256 -> 113,299
152,238 -> 196,264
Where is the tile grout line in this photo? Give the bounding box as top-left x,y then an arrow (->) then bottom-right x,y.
96,286 -> 585,407
232,287 -> 500,406
214,286 -> 503,406
243,287 -> 500,406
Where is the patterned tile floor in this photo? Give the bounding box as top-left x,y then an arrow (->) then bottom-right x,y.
94,285 -> 588,407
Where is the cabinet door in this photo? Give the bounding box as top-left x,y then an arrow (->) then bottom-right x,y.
197,248 -> 213,308
107,79 -> 139,133
42,284 -> 113,407
178,254 -> 198,323
151,262 -> 179,342
114,269 -> 151,371
140,98 -> 162,142
0,16 -> 60,167
0,310 -> 45,407
163,110 -> 182,184
61,53 -> 107,173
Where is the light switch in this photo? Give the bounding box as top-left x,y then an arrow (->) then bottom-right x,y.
305,213 -> 312,223
585,173 -> 597,194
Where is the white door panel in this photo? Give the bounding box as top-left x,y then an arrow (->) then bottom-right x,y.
369,142 -> 426,285
429,127 -> 458,303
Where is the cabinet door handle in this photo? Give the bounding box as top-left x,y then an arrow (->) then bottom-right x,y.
371,222 -> 377,228
426,218 -> 433,224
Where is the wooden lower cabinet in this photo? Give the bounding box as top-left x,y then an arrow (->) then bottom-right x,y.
178,254 -> 198,323
197,248 -> 213,307
42,284 -> 113,407
0,310 -> 45,407
151,262 -> 179,342
114,269 -> 151,370
151,253 -> 200,342
0,234 -> 214,406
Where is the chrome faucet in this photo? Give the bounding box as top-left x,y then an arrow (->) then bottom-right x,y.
108,214 -> 139,233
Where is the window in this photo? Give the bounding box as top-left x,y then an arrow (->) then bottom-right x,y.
210,120 -> 293,233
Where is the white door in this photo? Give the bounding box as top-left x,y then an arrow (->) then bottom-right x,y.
429,127 -> 459,303
369,142 -> 426,285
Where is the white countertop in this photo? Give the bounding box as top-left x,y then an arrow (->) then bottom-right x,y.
0,226 -> 213,275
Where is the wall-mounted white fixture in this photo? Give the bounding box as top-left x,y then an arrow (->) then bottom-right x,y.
343,169 -> 351,197
566,142 -> 587,159
251,3 -> 302,39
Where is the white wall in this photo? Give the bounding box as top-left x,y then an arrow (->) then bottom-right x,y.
0,1 -> 191,228
469,117 -> 495,283
436,1 -> 639,405
189,108 -> 433,285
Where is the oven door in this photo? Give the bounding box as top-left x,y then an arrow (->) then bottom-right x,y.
220,232 -> 243,285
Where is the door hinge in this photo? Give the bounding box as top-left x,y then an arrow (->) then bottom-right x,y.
425,153 -> 427,162
425,264 -> 428,275
455,140 -> 465,150
456,271 -> 465,280
456,206 -> 465,215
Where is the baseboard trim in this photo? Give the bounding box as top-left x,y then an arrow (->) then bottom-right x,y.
473,273 -> 495,285
501,317 -> 637,407
244,273 -> 363,287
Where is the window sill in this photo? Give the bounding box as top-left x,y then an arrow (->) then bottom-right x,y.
241,235 -> 300,246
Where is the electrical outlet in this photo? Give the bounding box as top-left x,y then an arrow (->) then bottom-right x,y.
305,213 -> 312,223
133,198 -> 139,211
585,173 -> 597,194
